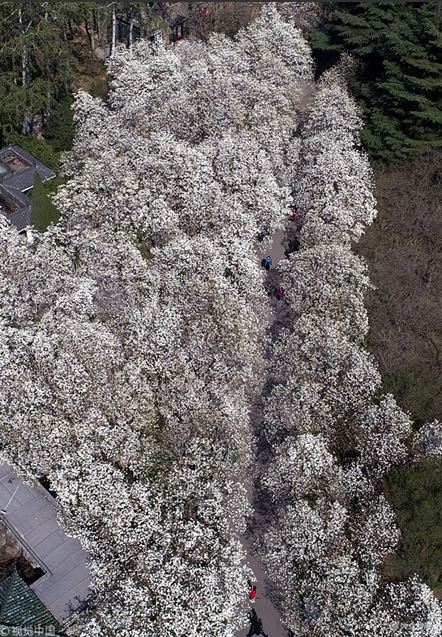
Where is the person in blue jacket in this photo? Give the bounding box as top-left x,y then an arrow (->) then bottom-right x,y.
261,256 -> 272,271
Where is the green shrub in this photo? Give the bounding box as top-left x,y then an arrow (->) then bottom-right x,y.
385,459 -> 442,590
31,172 -> 60,232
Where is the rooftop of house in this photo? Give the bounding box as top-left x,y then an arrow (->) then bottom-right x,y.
0,570 -> 60,632
0,144 -> 56,232
0,466 -> 90,625
0,184 -> 32,232
0,145 -> 55,193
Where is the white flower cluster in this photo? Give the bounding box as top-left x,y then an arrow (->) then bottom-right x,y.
0,7 -> 314,637
261,61 -> 442,636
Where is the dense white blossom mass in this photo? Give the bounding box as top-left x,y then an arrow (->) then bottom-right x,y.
260,58 -> 442,637
0,5 -> 440,637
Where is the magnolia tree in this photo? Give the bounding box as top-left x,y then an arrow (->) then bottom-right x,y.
276,243 -> 372,341
0,6 -> 317,637
106,4 -> 313,203
293,64 -> 377,248
260,56 -> 442,636
264,314 -> 382,445
413,420 -> 442,459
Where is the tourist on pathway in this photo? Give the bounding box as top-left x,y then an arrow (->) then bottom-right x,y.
246,609 -> 269,637
248,585 -> 257,603
289,207 -> 298,222
261,256 -> 272,271
275,287 -> 285,301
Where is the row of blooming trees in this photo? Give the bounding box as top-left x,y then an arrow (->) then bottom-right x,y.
0,7 -> 315,636
1,5 -> 440,635
260,61 -> 442,636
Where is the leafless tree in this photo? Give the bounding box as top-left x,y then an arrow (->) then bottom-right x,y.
356,152 -> 442,421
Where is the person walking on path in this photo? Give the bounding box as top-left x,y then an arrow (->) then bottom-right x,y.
275,287 -> 285,301
247,579 -> 257,603
261,256 -> 272,271
246,609 -> 269,637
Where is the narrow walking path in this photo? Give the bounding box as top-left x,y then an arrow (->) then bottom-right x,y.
236,217 -> 298,637
236,80 -> 315,637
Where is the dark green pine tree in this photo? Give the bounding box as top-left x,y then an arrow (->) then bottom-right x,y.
311,2 -> 442,162
31,172 -> 60,232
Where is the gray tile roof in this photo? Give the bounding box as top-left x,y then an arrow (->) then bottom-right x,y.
0,570 -> 59,629
0,145 -> 56,193
0,466 -> 91,622
0,144 -> 56,232
0,184 -> 31,232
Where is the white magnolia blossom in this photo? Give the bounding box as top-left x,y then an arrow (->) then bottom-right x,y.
265,315 -> 381,442
293,64 -> 377,247
349,495 -> 401,569
262,434 -> 345,504
413,420 -> 442,458
261,52 -> 442,637
278,243 -> 372,340
366,576 -> 442,637
0,6 -> 317,636
355,394 -> 413,479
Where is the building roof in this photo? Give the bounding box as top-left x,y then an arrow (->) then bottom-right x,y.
0,466 -> 91,623
0,144 -> 56,232
0,145 -> 56,193
0,184 -> 31,232
0,570 -> 58,628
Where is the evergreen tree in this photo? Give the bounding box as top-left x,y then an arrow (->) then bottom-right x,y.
31,172 -> 60,232
311,2 -> 442,162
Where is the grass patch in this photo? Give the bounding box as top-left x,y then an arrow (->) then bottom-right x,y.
385,458 -> 442,591
381,372 -> 442,430
31,173 -> 60,232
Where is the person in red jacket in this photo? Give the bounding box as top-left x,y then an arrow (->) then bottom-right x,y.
289,207 -> 298,221
248,585 -> 257,603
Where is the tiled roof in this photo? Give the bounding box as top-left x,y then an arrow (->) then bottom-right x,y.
0,184 -> 31,232
4,206 -> 31,232
0,145 -> 55,193
0,571 -> 59,628
0,466 -> 91,622
0,144 -> 56,232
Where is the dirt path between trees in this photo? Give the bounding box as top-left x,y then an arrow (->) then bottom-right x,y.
235,80 -> 315,637
235,222 -> 296,637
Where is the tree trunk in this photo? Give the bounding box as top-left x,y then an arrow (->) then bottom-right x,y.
111,5 -> 117,57
85,15 -> 96,57
19,8 -> 31,134
129,13 -> 134,48
46,80 -> 51,122
96,7 -> 104,45
60,18 -> 67,43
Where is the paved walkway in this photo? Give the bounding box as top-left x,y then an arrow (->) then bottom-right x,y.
238,82 -> 316,637
0,465 -> 90,622
236,217 -> 298,637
